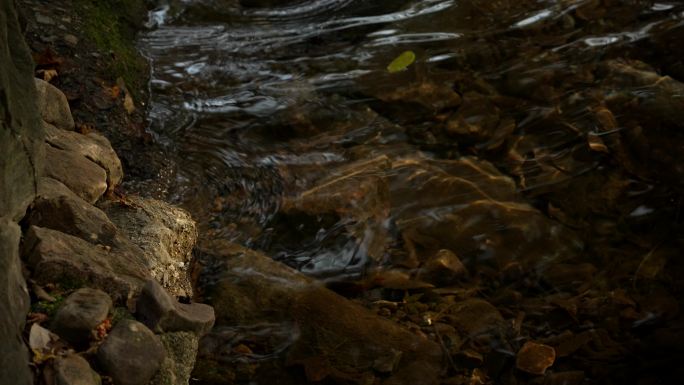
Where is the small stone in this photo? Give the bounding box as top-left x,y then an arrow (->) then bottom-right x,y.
97,320 -> 165,385
417,249 -> 468,286
64,34 -> 78,46
34,78 -> 75,131
516,341 -> 556,375
54,354 -> 101,385
135,280 -> 215,336
35,14 -> 55,25
52,288 -> 112,347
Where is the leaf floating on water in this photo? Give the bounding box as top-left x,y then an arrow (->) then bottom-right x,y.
387,51 -> 416,73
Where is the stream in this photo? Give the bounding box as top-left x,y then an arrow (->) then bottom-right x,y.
138,1 -> 684,384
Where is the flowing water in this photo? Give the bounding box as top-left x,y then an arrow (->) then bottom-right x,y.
138,1 -> 684,383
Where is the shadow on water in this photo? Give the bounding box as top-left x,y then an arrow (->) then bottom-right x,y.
138,0 -> 684,383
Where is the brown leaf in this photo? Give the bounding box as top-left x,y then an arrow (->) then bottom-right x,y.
37,69 -> 58,82
516,341 -> 556,375
123,93 -> 135,114
587,133 -> 609,153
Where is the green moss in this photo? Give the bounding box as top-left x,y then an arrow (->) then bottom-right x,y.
30,295 -> 65,318
74,0 -> 148,100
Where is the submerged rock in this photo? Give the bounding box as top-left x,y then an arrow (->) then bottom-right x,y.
97,319 -> 165,385
196,241 -> 442,385
51,288 -> 112,347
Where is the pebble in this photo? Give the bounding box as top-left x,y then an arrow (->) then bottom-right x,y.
516,341 -> 556,375
64,34 -> 78,46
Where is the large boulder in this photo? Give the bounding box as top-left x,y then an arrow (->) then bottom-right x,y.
0,0 -> 45,383
100,195 -> 198,297
23,226 -> 149,301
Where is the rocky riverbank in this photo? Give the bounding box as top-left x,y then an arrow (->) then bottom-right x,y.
2,1 -> 216,383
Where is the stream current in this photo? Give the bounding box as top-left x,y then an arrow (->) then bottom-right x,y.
138,1 -> 684,384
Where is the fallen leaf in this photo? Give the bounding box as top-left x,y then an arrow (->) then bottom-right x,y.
587,132 -> 609,153
37,69 -> 58,82
123,93 -> 135,114
387,50 -> 416,73
29,323 -> 57,351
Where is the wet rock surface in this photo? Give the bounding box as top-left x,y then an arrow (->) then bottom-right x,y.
51,288 -> 112,347
97,319 -> 165,385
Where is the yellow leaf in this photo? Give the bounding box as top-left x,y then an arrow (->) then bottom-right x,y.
38,69 -> 58,82
123,93 -> 135,114
387,51 -> 416,73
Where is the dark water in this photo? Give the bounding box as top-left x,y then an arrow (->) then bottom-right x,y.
139,1 -> 684,383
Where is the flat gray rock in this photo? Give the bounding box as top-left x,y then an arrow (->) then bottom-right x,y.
23,226 -> 149,302
52,288 -> 112,347
44,145 -> 107,204
97,320 -> 165,385
54,354 -> 101,385
44,122 -> 123,190
34,78 -> 75,131
136,280 -> 215,336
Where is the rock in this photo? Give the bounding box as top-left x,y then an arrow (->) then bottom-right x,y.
136,280 -> 215,336
53,354 -> 102,385
516,341 -> 556,375
52,288 -> 112,347
26,181 -> 147,262
23,226 -> 149,301
34,78 -> 75,131
99,196 -> 198,297
98,319 -> 165,385
44,122 -> 123,190
445,92 -> 515,150
445,298 -> 506,337
389,156 -> 580,270
417,249 -> 468,286
44,144 -> 107,204
149,332 -> 199,385
1,0 -> 44,383
64,34 -> 78,46
0,220 -> 32,385
196,242 -> 442,385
